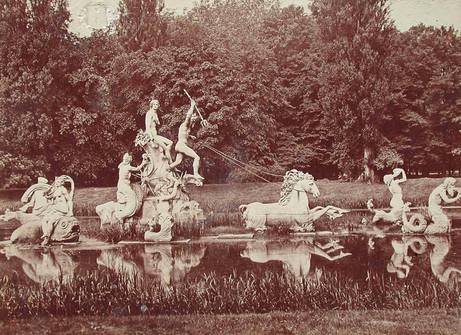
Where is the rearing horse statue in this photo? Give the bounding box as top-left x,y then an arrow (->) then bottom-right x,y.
239,170 -> 348,232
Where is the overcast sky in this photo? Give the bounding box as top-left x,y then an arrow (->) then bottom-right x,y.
164,0 -> 461,31
68,0 -> 461,37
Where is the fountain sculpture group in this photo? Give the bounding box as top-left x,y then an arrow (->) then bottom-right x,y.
0,176 -> 80,246
0,96 -> 460,247
367,169 -> 461,234
96,98 -> 205,242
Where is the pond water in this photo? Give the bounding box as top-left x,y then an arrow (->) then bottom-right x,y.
1,223 -> 460,290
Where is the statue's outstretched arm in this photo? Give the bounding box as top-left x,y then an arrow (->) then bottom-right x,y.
129,155 -> 149,172
19,199 -> 33,212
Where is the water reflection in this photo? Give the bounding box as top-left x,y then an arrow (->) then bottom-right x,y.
386,237 -> 425,279
240,239 -> 352,281
0,233 -> 460,289
97,244 -> 207,287
1,246 -> 76,284
426,235 -> 461,284
385,235 -> 461,284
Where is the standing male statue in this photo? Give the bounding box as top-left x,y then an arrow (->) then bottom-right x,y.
145,99 -> 173,163
169,99 -> 204,180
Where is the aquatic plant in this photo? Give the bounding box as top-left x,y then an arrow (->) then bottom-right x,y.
0,268 -> 459,319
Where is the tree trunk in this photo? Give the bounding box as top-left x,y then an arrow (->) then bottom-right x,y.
363,146 -> 376,183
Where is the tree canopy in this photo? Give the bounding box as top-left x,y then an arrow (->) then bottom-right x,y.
0,0 -> 460,187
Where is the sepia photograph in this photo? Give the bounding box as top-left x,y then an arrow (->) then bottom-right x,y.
0,0 -> 460,334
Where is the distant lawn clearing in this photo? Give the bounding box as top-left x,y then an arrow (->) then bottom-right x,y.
1,177 -> 460,216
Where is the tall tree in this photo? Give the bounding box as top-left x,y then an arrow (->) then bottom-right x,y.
390,25 -> 461,175
117,0 -> 168,51
311,0 -> 400,182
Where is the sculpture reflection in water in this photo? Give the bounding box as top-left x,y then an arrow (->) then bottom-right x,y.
240,238 -> 351,282
386,235 -> 461,284
427,235 -> 461,284
97,244 -> 207,288
1,245 -> 76,284
386,236 -> 425,279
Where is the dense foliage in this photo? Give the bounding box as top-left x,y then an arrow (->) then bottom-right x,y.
0,0 -> 460,187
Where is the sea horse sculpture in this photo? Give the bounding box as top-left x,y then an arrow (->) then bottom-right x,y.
239,170 -> 348,232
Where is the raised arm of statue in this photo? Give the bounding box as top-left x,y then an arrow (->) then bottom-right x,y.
439,178 -> 460,204
393,168 -> 407,184
184,100 -> 196,127
440,190 -> 460,204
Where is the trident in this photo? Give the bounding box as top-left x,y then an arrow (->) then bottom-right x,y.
183,89 -> 210,128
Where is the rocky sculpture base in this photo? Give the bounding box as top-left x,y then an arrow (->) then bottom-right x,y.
144,213 -> 174,242
3,212 -> 80,245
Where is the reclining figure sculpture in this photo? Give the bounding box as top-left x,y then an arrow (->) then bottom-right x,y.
0,176 -> 80,245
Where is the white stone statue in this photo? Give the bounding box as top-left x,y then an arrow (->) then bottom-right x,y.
96,153 -> 147,226
145,99 -> 173,163
427,177 -> 460,228
115,153 -> 148,221
97,104 -> 206,241
169,99 -> 204,180
239,170 -> 348,232
396,178 -> 460,234
367,168 -> 407,224
1,176 -> 80,246
144,213 -> 174,242
40,176 -> 75,246
18,177 -> 50,215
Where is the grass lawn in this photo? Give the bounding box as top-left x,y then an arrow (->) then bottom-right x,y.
2,177 -> 459,216
0,309 -> 460,334
1,177 -> 461,241
56,177 -> 461,213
